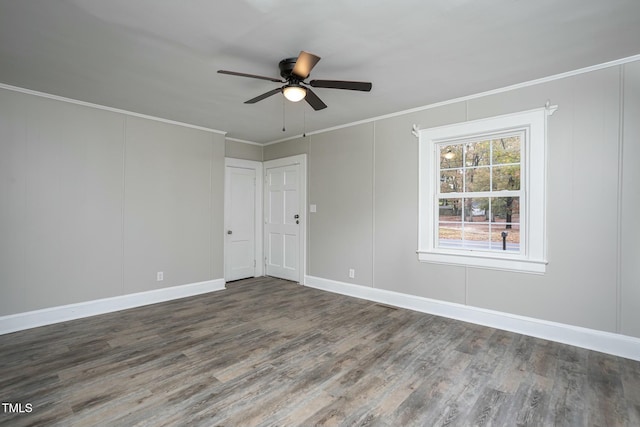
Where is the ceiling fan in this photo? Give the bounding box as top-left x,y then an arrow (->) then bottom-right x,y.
218,51 -> 372,111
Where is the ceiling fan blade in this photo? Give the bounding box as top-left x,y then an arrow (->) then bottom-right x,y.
309,80 -> 372,91
218,70 -> 283,83
245,88 -> 283,104
291,51 -> 321,79
304,88 -> 327,111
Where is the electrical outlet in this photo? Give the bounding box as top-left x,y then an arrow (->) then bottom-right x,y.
348,268 -> 355,279
157,271 -> 164,281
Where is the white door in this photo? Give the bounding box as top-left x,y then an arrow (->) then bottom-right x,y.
264,156 -> 305,282
225,165 -> 257,281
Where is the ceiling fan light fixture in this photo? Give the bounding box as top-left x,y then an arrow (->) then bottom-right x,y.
283,85 -> 306,102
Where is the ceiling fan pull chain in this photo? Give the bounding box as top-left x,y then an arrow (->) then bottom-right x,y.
282,95 -> 286,132
303,105 -> 306,138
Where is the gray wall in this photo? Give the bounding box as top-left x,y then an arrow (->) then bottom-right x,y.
264,61 -> 640,338
0,88 -> 225,316
263,137 -> 308,161
621,60 -> 640,338
225,139 -> 263,161
308,125 -> 374,286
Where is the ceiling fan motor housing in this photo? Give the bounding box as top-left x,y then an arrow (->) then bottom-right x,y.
279,58 -> 300,80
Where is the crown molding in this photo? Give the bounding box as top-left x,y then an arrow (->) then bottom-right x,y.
264,54 -> 640,145
225,137 -> 263,146
0,83 -> 227,135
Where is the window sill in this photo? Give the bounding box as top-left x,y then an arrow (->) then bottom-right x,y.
417,250 -> 547,274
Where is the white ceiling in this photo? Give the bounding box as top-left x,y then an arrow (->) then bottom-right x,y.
1,0 -> 639,144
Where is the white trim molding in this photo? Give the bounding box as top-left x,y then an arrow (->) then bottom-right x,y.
304,275 -> 640,362
417,106 -> 556,274
265,54 -> 640,145
0,83 -> 227,135
0,279 -> 226,335
225,137 -> 263,146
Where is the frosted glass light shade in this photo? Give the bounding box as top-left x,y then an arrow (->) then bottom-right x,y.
283,85 -> 306,102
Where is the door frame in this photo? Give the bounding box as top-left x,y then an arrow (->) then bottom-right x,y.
224,158 -> 263,281
263,154 -> 307,284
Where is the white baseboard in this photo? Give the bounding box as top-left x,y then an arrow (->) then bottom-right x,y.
304,275 -> 640,362
0,279 -> 226,335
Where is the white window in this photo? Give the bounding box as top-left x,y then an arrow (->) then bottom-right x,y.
417,106 -> 556,273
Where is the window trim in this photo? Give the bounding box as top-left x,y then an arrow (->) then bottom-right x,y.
417,106 -> 556,274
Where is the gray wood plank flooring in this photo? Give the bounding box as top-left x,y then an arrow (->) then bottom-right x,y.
1,276 -> 639,426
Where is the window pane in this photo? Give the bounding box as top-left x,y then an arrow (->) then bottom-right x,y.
440,144 -> 463,168
463,223 -> 491,250
440,169 -> 463,193
439,198 -> 462,222
465,140 -> 491,167
492,165 -> 520,191
434,131 -> 525,255
462,198 -> 490,248
464,197 -> 489,223
490,197 -> 520,224
465,167 -> 490,192
438,198 -> 462,248
490,223 -> 520,252
492,136 -> 521,165
438,224 -> 462,248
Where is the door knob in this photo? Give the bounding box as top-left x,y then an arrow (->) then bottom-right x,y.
294,214 -> 299,219
227,230 -> 232,235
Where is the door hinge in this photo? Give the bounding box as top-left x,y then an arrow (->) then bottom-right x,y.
254,259 -> 256,268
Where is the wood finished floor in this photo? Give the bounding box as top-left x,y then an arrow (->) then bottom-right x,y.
1,277 -> 639,427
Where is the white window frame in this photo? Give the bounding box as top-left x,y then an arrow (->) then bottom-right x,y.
417,106 -> 556,274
